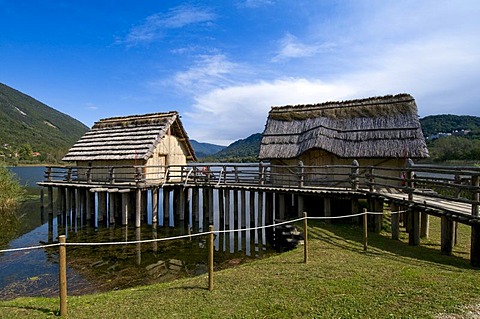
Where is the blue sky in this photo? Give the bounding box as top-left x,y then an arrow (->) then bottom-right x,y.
1,1 -> 479,145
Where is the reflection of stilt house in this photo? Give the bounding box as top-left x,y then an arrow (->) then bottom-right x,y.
259,94 -> 429,186
62,112 -> 196,181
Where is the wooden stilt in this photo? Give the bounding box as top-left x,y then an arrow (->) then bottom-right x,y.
420,212 -> 430,239
471,224 -> 480,267
152,188 -> 159,225
121,191 -> 129,226
192,188 -> 199,231
163,188 -> 171,227
98,192 -> 107,225
135,189 -> 142,228
409,208 -> 421,246
441,216 -> 454,255
278,194 -> 285,220
391,202 -> 400,240
297,194 -> 304,218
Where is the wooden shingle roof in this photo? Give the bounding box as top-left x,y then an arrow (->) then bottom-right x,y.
63,111 -> 197,162
259,94 -> 429,160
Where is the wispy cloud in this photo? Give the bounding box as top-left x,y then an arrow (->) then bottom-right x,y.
172,54 -> 243,93
272,33 -> 330,62
121,5 -> 216,46
241,0 -> 275,8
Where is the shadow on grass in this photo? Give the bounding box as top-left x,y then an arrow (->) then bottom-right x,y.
0,304 -> 58,316
306,221 -> 474,271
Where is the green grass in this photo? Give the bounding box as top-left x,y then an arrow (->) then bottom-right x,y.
1,217 -> 479,318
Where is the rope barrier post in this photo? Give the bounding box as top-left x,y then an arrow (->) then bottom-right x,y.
363,208 -> 368,251
303,212 -> 308,263
59,235 -> 67,317
208,225 -> 214,291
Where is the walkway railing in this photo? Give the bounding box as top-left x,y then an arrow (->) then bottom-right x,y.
41,160 -> 480,218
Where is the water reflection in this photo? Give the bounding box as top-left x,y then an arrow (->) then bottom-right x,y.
0,193 -> 273,300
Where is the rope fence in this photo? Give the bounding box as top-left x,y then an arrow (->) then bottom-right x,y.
0,208 -> 408,316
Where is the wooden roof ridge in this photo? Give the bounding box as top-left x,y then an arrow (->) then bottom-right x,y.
270,93 -> 413,112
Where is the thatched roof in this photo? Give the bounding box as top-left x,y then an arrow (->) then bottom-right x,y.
258,94 -> 429,160
63,111 -> 197,162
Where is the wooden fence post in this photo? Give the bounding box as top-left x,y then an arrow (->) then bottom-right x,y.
351,160 -> 359,191
59,235 -> 67,317
303,212 -> 308,263
298,161 -> 304,188
363,208 -> 368,251
208,225 -> 214,291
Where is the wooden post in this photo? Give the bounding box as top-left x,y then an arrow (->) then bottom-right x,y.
152,188 -> 158,225
409,208 -> 421,246
420,212 -> 430,239
297,194 -> 304,218
372,198 -> 384,233
163,188 -> 171,227
59,235 -> 67,317
407,159 -> 415,202
108,191 -> 116,225
391,203 -> 400,240
298,161 -> 304,188
135,189 -> 142,228
278,193 -> 285,220
48,186 -> 54,215
324,197 -> 331,222
363,208 -> 368,251
471,224 -> 480,267
351,160 -> 359,191
121,191 -> 129,226
98,192 -> 107,225
192,188 -> 199,231
303,212 -> 308,263
208,225 -> 214,291
441,216 -> 454,255
472,175 -> 479,217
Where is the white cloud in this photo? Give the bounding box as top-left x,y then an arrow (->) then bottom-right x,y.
173,54 -> 243,93
272,33 -> 324,61
122,5 -> 215,46
241,0 -> 275,8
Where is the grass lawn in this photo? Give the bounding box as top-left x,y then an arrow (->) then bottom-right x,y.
0,216 -> 479,318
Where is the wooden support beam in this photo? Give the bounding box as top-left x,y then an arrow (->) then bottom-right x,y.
121,191 -> 129,226
390,202 -> 400,240
192,188 -> 199,231
441,215 -> 454,255
471,224 -> 480,267
163,188 -> 171,227
409,208 -> 420,246
278,193 -> 285,220
98,192 -> 107,225
135,189 -> 142,227
297,194 -> 304,218
152,188 -> 159,225
420,212 -> 430,239
108,192 -> 116,225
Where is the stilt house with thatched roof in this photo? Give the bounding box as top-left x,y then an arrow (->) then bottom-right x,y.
259,94 -> 429,186
63,111 -> 196,181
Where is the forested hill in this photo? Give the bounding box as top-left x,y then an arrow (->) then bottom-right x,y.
0,82 -> 89,164
199,133 -> 262,163
420,114 -> 480,137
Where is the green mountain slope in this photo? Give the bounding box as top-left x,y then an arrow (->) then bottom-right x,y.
0,82 -> 89,164
420,114 -> 480,137
190,140 -> 226,158
199,133 -> 262,162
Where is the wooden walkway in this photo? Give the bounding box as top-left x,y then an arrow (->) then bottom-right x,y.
38,160 -> 480,266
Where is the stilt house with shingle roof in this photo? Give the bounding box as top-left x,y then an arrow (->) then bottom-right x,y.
259,93 -> 429,186
63,111 -> 196,181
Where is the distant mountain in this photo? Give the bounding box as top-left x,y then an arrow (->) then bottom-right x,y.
0,82 -> 89,164
199,133 -> 262,162
420,114 -> 480,137
190,140 -> 226,158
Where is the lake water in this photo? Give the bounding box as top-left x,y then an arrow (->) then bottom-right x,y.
0,166 -> 273,300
